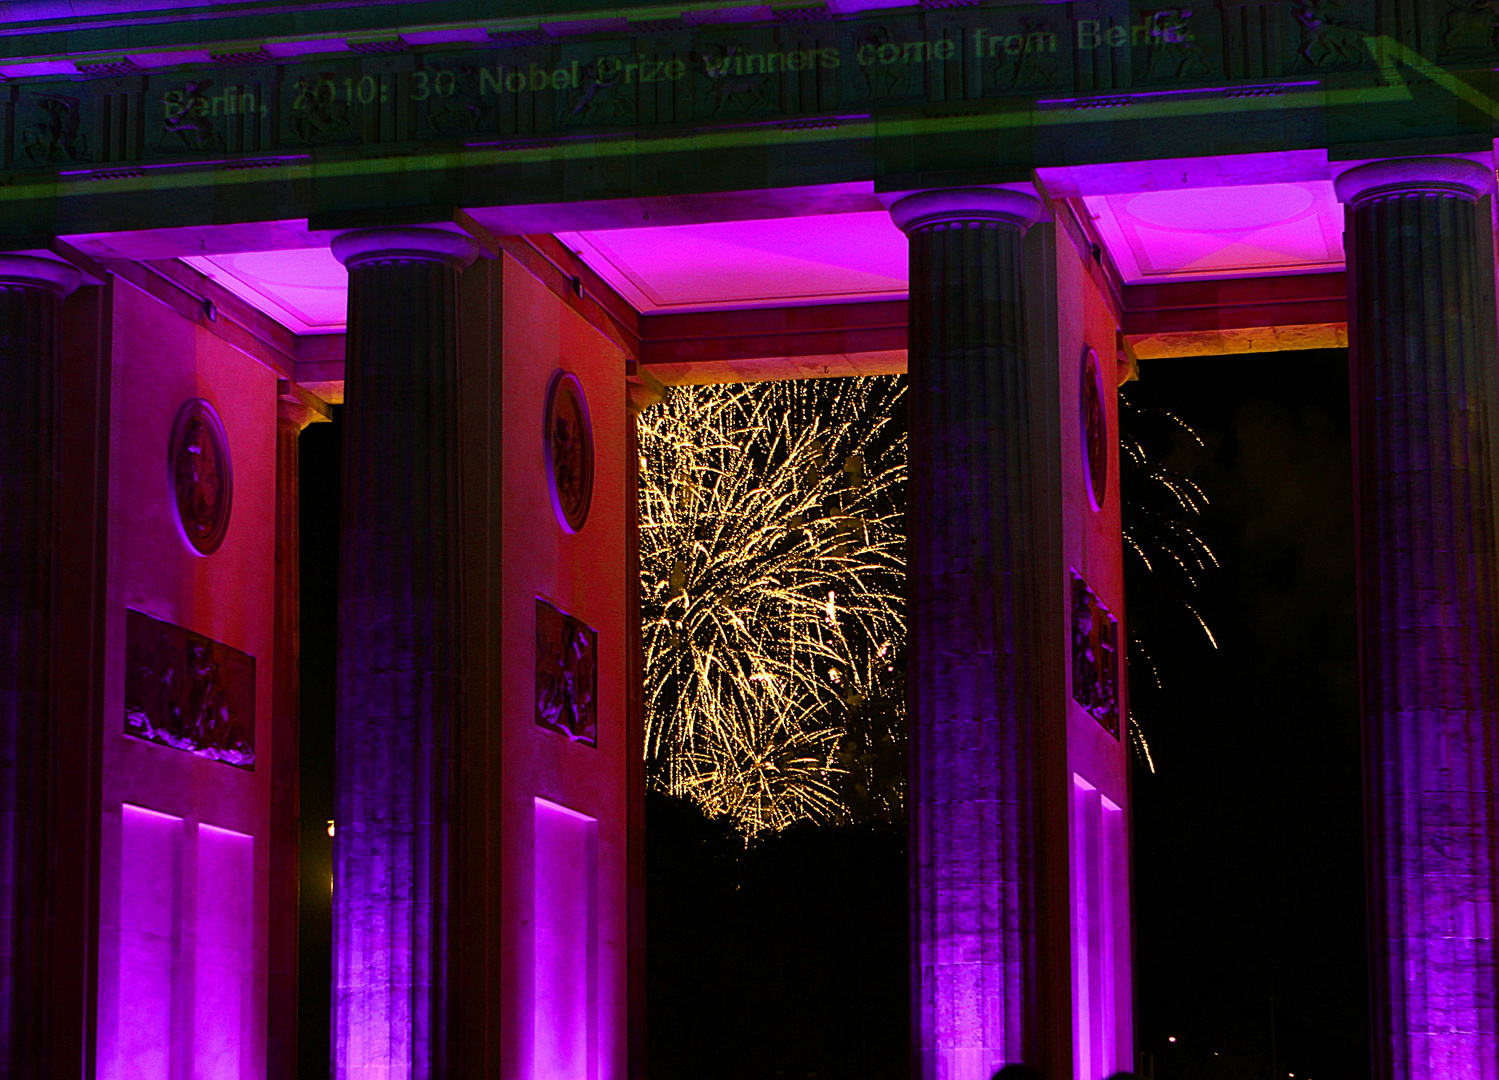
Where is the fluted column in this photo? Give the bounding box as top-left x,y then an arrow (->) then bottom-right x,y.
892,189 -> 1048,1080
269,383 -> 328,1080
1336,157 -> 1499,1080
331,227 -> 479,1080
0,254 -> 80,1079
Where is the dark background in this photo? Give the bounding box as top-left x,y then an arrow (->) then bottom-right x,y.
1124,348 -> 1366,1080
296,347 -> 1367,1080
298,410 -> 339,1080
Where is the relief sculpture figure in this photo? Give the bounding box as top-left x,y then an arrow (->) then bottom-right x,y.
857,27 -> 920,98
561,57 -> 637,125
1444,0 -> 1499,58
535,598 -> 598,746
696,45 -> 775,117
22,94 -> 87,163
124,610 -> 255,769
1293,0 -> 1367,68
988,20 -> 1063,90
161,80 -> 218,150
1141,8 -> 1210,80
425,71 -> 487,135
289,75 -> 352,142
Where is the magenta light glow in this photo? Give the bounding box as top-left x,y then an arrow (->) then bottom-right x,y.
557,211 -> 908,312
534,799 -> 598,1080
1071,776 -> 1126,1080
193,824 -> 253,1080
101,805 -> 182,1080
183,248 -> 348,334
1081,181 -> 1343,282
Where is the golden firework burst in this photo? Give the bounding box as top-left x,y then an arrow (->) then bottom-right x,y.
638,376 -> 906,835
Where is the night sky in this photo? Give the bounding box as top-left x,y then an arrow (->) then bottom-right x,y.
1125,347 -> 1367,1080
297,346 -> 1369,1080
298,411 -> 340,1080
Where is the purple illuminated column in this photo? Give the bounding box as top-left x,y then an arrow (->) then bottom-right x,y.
0,255 -> 80,1077
891,189 -> 1048,1080
1336,157 -> 1499,1080
330,228 -> 479,1080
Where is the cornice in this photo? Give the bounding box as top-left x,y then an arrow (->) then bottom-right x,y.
0,0 -> 888,66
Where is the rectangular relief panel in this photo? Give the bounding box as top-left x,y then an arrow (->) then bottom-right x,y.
534,798 -> 598,1080
193,823 -> 254,1080
110,804 -> 184,1080
1071,574 -> 1119,737
535,597 -> 599,747
124,608 -> 257,768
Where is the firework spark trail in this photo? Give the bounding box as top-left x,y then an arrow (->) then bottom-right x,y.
638,377 -> 906,835
1119,389 -> 1221,772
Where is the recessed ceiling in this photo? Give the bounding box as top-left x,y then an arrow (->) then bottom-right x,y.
175,185 -> 1348,336
556,211 -> 909,312
1081,180 -> 1344,284
182,248 -> 348,334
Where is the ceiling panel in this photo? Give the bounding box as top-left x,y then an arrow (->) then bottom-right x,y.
175,186 -> 1347,336
556,211 -> 909,312
1081,180 -> 1344,283
182,247 -> 348,334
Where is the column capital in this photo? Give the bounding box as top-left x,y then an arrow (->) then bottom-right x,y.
1334,156 -> 1496,206
889,187 -> 1045,235
330,226 -> 481,270
0,255 -> 81,296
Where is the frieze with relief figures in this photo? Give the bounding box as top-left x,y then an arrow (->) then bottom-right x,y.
0,0 -> 1441,175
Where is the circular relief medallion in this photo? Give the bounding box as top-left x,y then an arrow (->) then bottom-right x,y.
1081,347 -> 1108,511
545,371 -> 594,533
168,398 -> 233,555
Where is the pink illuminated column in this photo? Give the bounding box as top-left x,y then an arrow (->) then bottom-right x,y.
0,255 -> 81,1076
330,227 -> 480,1080
1336,157 -> 1499,1080
891,189 -> 1049,1079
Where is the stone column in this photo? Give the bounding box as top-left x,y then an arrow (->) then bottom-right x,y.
0,255 -> 80,1078
1336,157 -> 1499,1080
891,189 -> 1049,1080
330,227 -> 479,1080
269,383 -> 328,1080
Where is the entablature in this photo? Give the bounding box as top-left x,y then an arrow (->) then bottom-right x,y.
0,1 -> 1492,238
